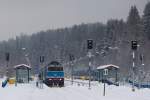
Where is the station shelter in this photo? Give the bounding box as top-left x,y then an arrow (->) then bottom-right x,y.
14,64 -> 31,83
96,64 -> 119,85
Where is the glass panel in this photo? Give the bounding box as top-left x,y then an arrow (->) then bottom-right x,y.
48,67 -> 63,71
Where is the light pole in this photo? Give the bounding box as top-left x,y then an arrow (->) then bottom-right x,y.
22,48 -> 31,66
69,54 -> 75,85
131,41 -> 138,92
5,52 -> 10,78
39,55 -> 44,89
21,48 -> 31,84
139,54 -> 144,89
132,51 -> 135,91
88,52 -> 92,89
87,39 -> 93,89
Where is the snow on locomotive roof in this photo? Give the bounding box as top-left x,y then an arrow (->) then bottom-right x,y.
97,64 -> 119,70
48,61 -> 61,66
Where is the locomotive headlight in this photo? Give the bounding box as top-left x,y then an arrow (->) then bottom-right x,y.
60,79 -> 62,81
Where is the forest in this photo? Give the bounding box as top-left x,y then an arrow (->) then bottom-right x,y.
0,2 -> 150,79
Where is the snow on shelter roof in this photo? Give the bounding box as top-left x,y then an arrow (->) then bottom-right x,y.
14,64 -> 31,69
97,64 -> 119,70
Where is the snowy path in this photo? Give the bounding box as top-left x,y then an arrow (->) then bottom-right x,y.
0,80 -> 150,100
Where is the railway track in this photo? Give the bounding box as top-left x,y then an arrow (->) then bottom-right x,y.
65,79 -> 98,86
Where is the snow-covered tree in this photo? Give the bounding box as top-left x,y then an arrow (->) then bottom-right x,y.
143,2 -> 150,39
127,6 -> 142,41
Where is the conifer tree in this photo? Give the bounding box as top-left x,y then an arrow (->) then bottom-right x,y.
143,2 -> 150,39
127,6 -> 142,41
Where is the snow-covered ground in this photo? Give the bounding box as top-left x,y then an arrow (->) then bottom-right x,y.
0,79 -> 150,100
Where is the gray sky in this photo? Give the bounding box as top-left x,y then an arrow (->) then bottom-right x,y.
0,0 -> 148,41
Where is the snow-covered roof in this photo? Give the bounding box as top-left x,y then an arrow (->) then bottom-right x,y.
97,64 -> 119,70
14,64 -> 31,69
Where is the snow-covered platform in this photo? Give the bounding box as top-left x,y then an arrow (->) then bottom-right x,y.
0,80 -> 150,100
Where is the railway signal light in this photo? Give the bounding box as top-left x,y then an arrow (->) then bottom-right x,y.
140,54 -> 144,61
87,39 -> 93,49
40,56 -> 44,63
69,54 -> 75,61
131,41 -> 138,50
5,52 -> 10,62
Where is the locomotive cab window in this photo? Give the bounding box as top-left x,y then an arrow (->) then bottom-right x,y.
48,67 -> 63,71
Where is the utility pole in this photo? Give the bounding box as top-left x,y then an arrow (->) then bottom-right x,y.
87,39 -> 93,89
69,54 -> 75,85
139,54 -> 144,89
88,52 -> 92,89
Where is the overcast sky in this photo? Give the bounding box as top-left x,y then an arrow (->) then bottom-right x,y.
0,0 -> 149,41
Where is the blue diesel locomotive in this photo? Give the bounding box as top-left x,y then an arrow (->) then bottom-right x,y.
40,61 -> 64,87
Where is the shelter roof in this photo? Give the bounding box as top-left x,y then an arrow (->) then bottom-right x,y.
97,64 -> 119,70
14,64 -> 31,69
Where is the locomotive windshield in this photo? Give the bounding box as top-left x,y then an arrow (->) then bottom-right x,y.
48,67 -> 63,71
